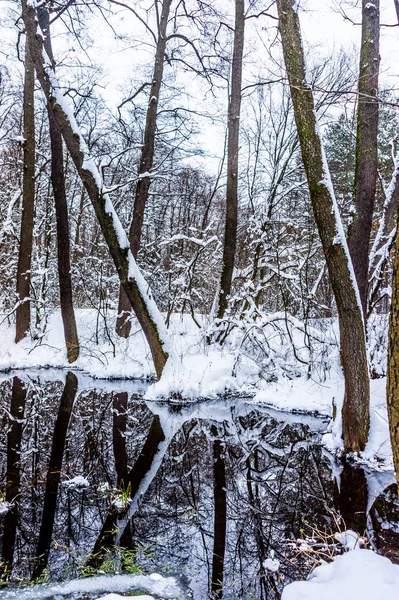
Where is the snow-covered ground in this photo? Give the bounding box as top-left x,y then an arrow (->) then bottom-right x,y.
282,547 -> 399,600
0,309 -> 393,468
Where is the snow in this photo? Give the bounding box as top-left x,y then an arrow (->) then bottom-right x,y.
96,596 -> 154,600
334,529 -> 363,550
0,309 -> 393,468
0,499 -> 11,514
0,573 -> 187,600
144,350 -> 239,401
263,557 -> 280,572
282,549 -> 399,600
254,377 -> 336,416
322,377 -> 393,469
63,475 -> 90,489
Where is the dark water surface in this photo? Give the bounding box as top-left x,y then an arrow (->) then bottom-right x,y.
0,371 -> 398,599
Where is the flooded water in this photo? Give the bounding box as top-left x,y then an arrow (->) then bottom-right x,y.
0,371 -> 398,599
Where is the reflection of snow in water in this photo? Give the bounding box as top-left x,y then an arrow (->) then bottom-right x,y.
0,573 -> 187,600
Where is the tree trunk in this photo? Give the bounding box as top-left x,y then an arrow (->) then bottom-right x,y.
215,0 -> 245,321
15,39 -> 35,343
277,0 -> 370,453
116,0 -> 172,337
22,0 -> 171,379
387,215 -> 399,493
37,7 -> 80,363
394,0 -> 399,24
349,0 -> 380,316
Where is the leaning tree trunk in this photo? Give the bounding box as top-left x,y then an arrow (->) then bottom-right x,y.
349,0 -> 380,316
277,0 -> 370,453
116,0 -> 172,337
15,39 -> 35,343
37,7 -> 80,363
387,214 -> 399,493
215,0 -> 245,321
22,0 -> 171,379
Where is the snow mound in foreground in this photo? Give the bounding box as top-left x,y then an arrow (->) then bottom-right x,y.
282,549 -> 399,600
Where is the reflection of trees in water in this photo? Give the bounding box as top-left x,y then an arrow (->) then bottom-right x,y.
33,373 -> 78,579
0,378 -> 397,598
1,378 -> 27,578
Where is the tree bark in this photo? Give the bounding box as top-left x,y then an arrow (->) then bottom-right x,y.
116,0 -> 172,337
215,0 -> 245,321
349,0 -> 380,316
15,39 -> 35,343
37,6 -> 80,363
386,215 -> 399,493
277,0 -> 370,453
22,0 -> 171,379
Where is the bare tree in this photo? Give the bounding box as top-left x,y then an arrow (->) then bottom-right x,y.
15,39 -> 35,343
37,5 -> 80,363
276,0 -> 370,453
116,0 -> 173,337
349,0 -> 380,316
215,0 -> 245,322
22,0 -> 171,379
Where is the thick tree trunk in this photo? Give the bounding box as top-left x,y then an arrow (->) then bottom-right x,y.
349,0 -> 380,316
22,0 -> 171,379
116,0 -> 172,337
215,0 -> 245,321
37,7 -> 80,363
33,372 -> 78,579
15,40 -> 35,343
277,0 -> 370,453
387,219 -> 399,493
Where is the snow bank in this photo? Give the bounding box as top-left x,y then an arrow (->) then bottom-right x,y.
0,573 -> 187,600
322,377 -> 393,468
253,377 -> 337,416
282,549 -> 399,600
